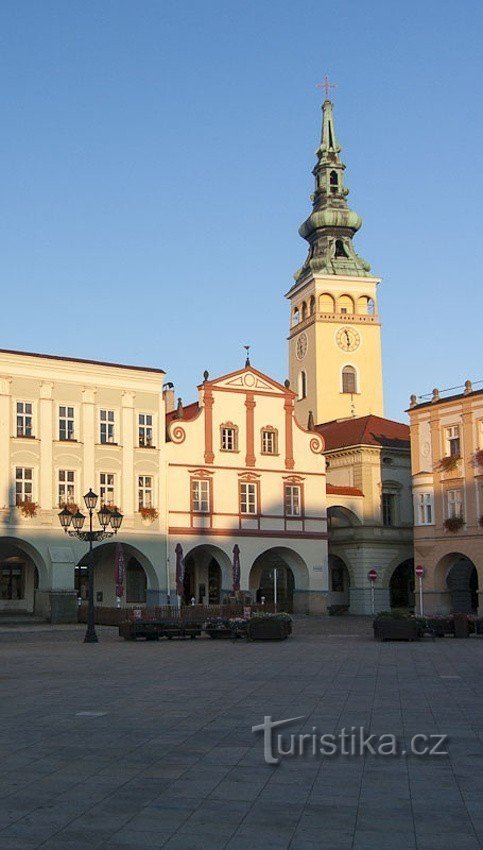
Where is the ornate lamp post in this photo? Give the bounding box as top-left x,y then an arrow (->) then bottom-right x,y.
58,489 -> 123,643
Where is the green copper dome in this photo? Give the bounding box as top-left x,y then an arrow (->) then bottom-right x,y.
294,99 -> 371,281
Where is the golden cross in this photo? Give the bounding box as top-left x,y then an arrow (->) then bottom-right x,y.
316,75 -> 336,100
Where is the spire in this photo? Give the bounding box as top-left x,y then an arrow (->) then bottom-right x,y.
294,99 -> 371,281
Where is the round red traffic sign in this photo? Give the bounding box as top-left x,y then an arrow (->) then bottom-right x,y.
415,565 -> 424,578
367,569 -> 378,582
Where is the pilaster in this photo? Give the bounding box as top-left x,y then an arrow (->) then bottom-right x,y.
39,382 -> 53,510
0,376 -> 12,507
121,391 -> 135,515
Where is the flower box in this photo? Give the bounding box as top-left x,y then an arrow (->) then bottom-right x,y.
373,617 -> 419,641
444,516 -> 464,533
247,614 -> 292,641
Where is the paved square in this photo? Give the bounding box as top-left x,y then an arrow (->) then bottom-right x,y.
1,618 -> 482,849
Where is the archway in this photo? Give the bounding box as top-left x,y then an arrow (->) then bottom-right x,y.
249,547 -> 309,613
182,544 -> 232,605
390,559 -> 415,610
327,506 -> 361,529
328,553 -> 350,607
0,537 -> 47,613
77,541 -> 157,607
446,556 -> 478,613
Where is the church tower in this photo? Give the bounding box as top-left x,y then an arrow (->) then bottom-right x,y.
287,98 -> 384,425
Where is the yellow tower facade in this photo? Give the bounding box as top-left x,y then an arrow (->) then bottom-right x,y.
287,99 -> 384,425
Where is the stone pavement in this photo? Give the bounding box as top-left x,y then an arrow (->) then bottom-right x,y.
0,617 -> 482,850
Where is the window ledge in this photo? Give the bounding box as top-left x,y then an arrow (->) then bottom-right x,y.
220,449 -> 240,453
138,444 -> 156,449
97,442 -> 119,447
13,434 -> 37,440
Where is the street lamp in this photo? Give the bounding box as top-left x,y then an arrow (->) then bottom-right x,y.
58,490 -> 123,643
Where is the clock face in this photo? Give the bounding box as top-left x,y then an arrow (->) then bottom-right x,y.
296,332 -> 308,361
336,327 -> 360,352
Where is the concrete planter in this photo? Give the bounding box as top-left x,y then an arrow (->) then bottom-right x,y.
373,618 -> 419,641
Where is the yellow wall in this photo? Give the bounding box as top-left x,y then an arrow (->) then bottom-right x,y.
288,273 -> 384,424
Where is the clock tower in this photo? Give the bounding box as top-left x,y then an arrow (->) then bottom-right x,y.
287,98 -> 383,424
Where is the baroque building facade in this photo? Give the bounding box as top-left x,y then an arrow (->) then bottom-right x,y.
0,98 -> 417,620
408,382 -> 483,614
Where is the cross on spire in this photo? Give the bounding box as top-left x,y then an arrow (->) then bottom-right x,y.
316,75 -> 336,100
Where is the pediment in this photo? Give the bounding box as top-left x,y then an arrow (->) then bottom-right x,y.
209,367 -> 289,396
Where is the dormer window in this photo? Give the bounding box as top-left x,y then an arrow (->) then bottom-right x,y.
329,171 -> 338,194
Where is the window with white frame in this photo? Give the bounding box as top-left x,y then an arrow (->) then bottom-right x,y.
240,482 -> 257,515
285,484 -> 302,517
416,493 -> 433,525
99,473 -> 116,506
191,479 -> 210,513
59,406 -> 75,441
138,413 -> 154,447
138,475 -> 153,510
221,425 -> 237,451
16,402 -> 33,438
58,470 -> 75,507
261,428 -> 277,455
100,409 -> 115,444
446,489 -> 463,519
445,425 -> 461,457
15,467 -> 33,505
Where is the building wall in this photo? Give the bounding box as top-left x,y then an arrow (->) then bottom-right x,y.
409,388 -> 483,613
0,351 -> 167,619
288,273 -> 384,424
167,367 -> 329,614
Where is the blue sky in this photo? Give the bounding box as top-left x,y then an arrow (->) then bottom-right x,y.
1,0 -> 482,421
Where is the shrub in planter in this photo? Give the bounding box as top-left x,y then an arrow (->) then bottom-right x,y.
373,611 -> 419,641
328,604 -> 349,616
16,500 -> 38,518
139,506 -> 159,522
472,449 -> 483,468
444,516 -> 465,533
436,455 -> 460,473
248,612 -> 292,640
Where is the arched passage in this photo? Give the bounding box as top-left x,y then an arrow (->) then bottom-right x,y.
182,544 -> 233,605
328,553 -> 350,607
77,541 -> 158,607
433,552 -> 479,613
327,506 -> 362,529
249,547 -> 309,613
389,558 -> 415,610
0,537 -> 46,613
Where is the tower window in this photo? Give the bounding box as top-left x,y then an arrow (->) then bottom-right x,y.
301,302 -> 307,320
309,295 -> 315,315
329,171 -> 338,194
298,370 -> 307,400
293,308 -> 300,326
335,239 -> 348,258
342,366 -> 357,394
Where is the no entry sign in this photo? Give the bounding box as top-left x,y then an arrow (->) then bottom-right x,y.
415,564 -> 424,578
367,569 -> 378,582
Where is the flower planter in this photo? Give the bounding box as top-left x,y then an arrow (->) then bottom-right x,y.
373,618 -> 420,641
423,617 -> 454,637
247,618 -> 291,641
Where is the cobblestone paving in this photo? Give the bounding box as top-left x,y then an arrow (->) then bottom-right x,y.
0,617 -> 482,849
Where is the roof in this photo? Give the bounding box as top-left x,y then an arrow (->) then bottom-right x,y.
0,347 -> 165,375
166,402 -> 200,427
326,484 -> 364,497
408,387 -> 483,411
315,414 -> 410,451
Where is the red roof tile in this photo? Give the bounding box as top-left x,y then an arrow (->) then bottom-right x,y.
326,484 -> 364,497
315,415 -> 410,451
166,402 -> 200,427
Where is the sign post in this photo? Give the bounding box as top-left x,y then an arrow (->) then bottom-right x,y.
367,569 -> 378,616
415,564 -> 424,616
273,568 -> 278,612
